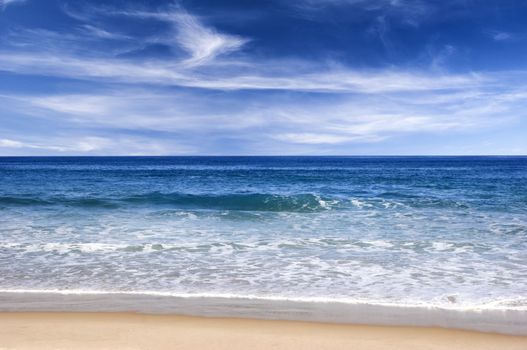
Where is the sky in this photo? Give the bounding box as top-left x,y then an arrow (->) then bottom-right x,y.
0,0 -> 527,155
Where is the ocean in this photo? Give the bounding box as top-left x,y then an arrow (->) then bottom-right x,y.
0,156 -> 526,333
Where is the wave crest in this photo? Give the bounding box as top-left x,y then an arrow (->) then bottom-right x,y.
0,193 -> 335,212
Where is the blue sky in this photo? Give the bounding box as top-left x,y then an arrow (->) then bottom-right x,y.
0,0 -> 526,155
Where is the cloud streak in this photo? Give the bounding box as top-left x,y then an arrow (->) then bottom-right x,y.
0,134 -> 197,155
1,0 -> 26,10
0,52 -> 486,93
0,137 -> 102,152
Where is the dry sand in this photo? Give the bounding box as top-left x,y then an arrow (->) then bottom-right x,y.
0,312 -> 526,350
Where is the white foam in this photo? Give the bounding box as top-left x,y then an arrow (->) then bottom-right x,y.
431,242 -> 453,251
0,290 -> 525,335
0,289 -> 525,311
363,240 -> 394,248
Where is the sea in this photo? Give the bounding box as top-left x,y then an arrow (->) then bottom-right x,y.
0,156 -> 526,334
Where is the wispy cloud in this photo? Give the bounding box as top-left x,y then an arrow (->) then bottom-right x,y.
2,75 -> 523,151
274,133 -> 384,144
291,0 -> 431,25
171,11 -> 248,66
0,139 -> 27,148
490,31 -> 512,41
0,52 -> 486,93
80,25 -> 131,40
1,0 -> 26,10
430,44 -> 456,71
0,135 -> 196,155
1,78 -> 525,154
0,137 -> 93,152
80,4 -> 249,66
369,15 -> 393,54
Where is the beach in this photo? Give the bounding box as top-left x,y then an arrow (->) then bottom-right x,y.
1,312 -> 526,350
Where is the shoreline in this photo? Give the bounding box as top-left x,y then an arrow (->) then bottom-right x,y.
1,312 -> 526,350
1,291 -> 526,336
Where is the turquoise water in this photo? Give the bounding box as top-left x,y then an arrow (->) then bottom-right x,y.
0,156 -> 526,311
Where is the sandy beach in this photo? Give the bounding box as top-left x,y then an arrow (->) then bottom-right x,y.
0,312 -> 526,350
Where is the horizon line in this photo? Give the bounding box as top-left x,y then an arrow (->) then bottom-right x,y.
1,155 -> 526,158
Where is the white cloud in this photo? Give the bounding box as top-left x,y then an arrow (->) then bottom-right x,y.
0,137 -> 104,152
94,6 -> 248,66
0,135 -> 196,155
0,138 -> 66,151
0,139 -> 25,148
172,12 -> 248,66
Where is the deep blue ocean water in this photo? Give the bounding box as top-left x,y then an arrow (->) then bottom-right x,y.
0,156 -> 526,310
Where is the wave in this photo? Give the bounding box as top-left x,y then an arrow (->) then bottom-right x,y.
0,192 -> 508,212
123,192 -> 335,212
0,193 -> 335,212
